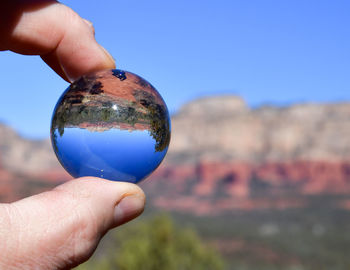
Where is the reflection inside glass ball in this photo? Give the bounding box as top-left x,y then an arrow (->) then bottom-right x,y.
51,69 -> 171,183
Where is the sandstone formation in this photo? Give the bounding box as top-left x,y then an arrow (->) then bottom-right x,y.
1,96 -> 350,214
0,124 -> 60,174
169,96 -> 350,164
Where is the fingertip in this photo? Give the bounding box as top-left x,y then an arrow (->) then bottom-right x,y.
56,177 -> 146,228
98,44 -> 116,68
50,4 -> 115,81
114,194 -> 146,226
61,44 -> 116,83
54,177 -> 144,202
40,3 -> 117,82
59,40 -> 116,83
82,18 -> 95,35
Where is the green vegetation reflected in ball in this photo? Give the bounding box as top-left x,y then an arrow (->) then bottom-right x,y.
50,69 -> 171,183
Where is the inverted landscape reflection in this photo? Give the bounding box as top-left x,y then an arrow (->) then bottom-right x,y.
51,69 -> 171,183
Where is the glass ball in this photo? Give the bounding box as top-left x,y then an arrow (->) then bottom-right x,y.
51,69 -> 171,183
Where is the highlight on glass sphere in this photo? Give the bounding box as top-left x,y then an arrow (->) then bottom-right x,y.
50,69 -> 171,183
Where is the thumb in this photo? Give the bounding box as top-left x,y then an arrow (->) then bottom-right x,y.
0,177 -> 145,270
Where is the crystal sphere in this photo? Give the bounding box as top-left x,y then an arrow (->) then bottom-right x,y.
51,69 -> 171,183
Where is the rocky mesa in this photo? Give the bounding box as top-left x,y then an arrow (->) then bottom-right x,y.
1,95 -> 350,214
169,95 -> 350,163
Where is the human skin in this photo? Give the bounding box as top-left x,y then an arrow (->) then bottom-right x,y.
0,1 -> 146,269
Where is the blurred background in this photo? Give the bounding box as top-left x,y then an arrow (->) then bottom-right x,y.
1,0 -> 350,269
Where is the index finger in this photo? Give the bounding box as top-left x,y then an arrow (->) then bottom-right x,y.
0,0 -> 115,82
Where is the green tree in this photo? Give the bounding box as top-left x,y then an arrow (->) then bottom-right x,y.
76,215 -> 225,270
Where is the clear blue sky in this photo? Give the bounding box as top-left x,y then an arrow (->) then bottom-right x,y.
0,0 -> 349,138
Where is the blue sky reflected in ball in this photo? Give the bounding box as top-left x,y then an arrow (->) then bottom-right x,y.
53,127 -> 168,183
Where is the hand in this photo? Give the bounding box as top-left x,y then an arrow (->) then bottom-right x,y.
0,1 -> 146,270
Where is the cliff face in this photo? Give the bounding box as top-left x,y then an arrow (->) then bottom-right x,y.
0,124 -> 60,174
0,124 -> 70,201
1,96 -> 350,214
169,96 -> 350,163
143,96 -> 350,214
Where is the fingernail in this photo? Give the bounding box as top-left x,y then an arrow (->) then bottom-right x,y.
114,195 -> 145,226
63,69 -> 76,83
83,18 -> 94,29
83,18 -> 96,36
99,45 -> 116,67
